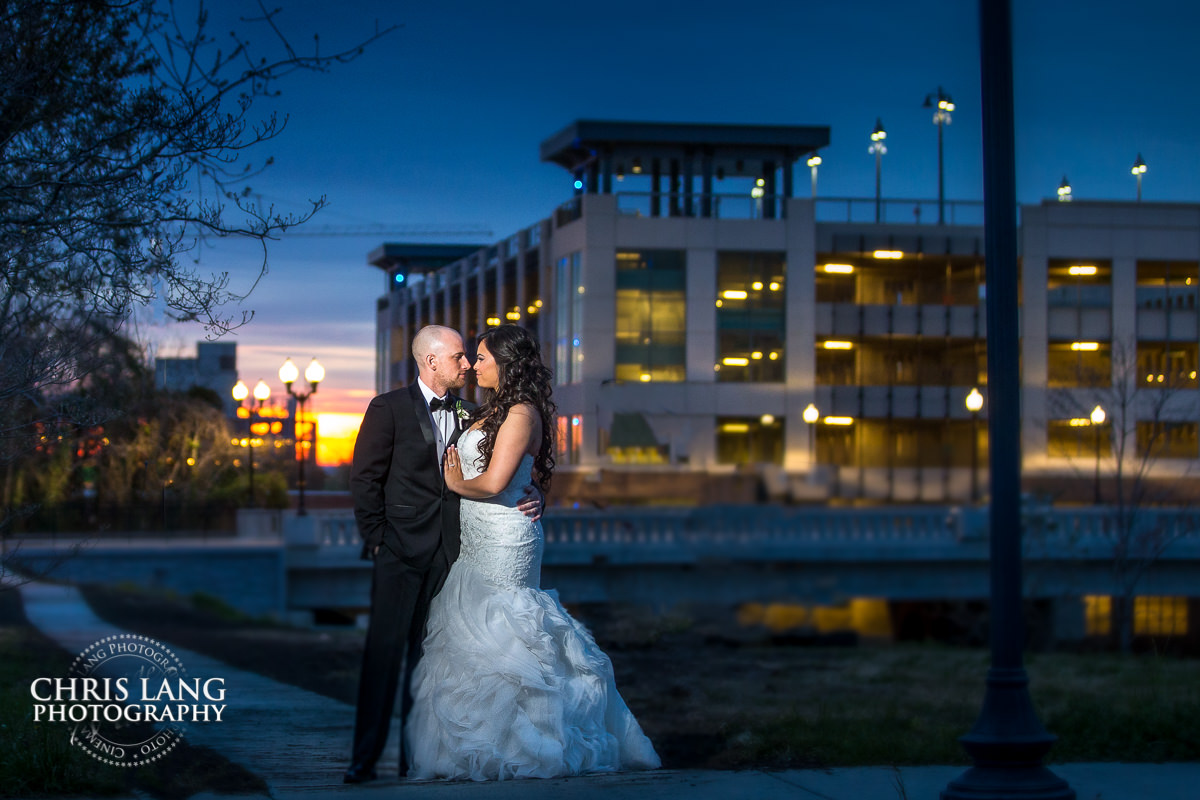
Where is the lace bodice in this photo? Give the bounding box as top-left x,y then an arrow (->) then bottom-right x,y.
455,427 -> 540,588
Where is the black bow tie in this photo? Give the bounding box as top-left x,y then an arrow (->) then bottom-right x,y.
429,396 -> 450,413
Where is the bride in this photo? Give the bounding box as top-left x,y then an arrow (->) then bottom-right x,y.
404,324 -> 660,781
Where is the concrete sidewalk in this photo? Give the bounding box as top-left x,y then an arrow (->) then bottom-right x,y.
17,580 -> 1200,800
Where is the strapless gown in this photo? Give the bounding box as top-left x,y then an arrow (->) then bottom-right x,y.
405,427 -> 660,781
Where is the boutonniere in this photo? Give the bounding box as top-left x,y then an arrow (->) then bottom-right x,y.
454,400 -> 469,422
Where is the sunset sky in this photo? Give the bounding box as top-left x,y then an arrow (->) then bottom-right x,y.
146,0 -> 1200,465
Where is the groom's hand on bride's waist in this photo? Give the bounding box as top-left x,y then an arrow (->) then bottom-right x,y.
517,485 -> 544,521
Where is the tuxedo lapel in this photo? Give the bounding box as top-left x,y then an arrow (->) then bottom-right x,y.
407,382 -> 437,460
446,394 -> 468,447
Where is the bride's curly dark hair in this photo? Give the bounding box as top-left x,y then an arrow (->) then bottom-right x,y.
471,324 -> 557,491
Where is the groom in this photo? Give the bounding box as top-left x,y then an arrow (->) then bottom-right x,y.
344,325 -> 539,784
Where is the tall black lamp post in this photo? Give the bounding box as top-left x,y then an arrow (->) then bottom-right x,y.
279,357 -> 324,516
942,1 -> 1074,797
923,87 -> 955,225
869,119 -> 887,222
231,379 -> 271,507
1131,154 -> 1147,202
965,387 -> 983,504
1091,404 -> 1106,505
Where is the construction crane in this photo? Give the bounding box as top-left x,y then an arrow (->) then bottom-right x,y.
281,223 -> 493,239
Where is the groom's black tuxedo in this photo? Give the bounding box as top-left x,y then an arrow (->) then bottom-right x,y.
347,381 -> 469,776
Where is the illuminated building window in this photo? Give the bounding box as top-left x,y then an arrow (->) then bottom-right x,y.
1134,596 -> 1188,636
716,415 -> 783,465
1084,595 -> 1111,636
614,250 -> 686,382
1047,419 -> 1111,459
1047,259 -> 1112,308
1137,341 -> 1198,389
556,414 -> 583,466
716,252 -> 785,383
1135,260 -> 1199,310
1047,340 -> 1111,388
555,253 -> 584,384
1136,421 -> 1199,459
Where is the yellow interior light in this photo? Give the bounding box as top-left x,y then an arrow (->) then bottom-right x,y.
752,281 -> 764,291
640,373 -> 652,382
822,264 -> 855,274
1070,342 -> 1100,351
715,299 -> 724,307
1068,265 -> 1098,276
760,414 -> 776,425
722,357 -> 750,367
506,310 -> 521,321
486,316 -> 501,326
873,250 -> 904,259
769,281 -> 781,291
824,416 -> 854,426
823,341 -> 854,350
1069,418 -> 1091,427
768,351 -> 780,360
720,422 -> 751,433
751,351 -> 763,360
722,290 -> 748,300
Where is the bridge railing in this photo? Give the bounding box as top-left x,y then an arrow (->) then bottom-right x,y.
273,504 -> 1200,558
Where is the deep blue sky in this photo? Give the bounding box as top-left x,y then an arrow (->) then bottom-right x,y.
151,0 -> 1199,416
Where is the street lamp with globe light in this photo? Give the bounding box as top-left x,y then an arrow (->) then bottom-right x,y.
1091,404 -> 1106,504
965,388 -> 984,503
279,357 -> 324,516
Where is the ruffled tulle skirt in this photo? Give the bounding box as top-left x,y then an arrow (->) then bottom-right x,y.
404,559 -> 661,781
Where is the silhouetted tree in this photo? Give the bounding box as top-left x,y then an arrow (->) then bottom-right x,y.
1,0 -> 394,577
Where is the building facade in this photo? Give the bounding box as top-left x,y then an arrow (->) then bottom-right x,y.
369,120 -> 1200,505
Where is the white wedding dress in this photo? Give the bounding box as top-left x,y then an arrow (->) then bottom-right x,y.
405,427 -> 661,781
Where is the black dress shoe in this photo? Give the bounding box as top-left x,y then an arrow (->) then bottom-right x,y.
343,765 -> 378,784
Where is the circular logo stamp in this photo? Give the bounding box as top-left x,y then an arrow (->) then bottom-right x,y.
65,634 -> 187,767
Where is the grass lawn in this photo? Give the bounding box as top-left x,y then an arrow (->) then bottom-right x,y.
77,586 -> 1200,771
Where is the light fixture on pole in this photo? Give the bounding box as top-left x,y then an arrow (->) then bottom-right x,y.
869,119 -> 887,223
1091,404 -> 1106,504
232,380 -> 270,507
807,154 -> 822,198
965,388 -> 984,503
1131,154 -> 1147,202
1057,176 -> 1072,202
279,357 -> 324,517
923,87 -> 955,224
803,403 -> 820,470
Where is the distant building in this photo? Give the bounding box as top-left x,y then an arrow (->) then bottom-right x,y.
369,119 -> 1200,506
154,341 -> 238,416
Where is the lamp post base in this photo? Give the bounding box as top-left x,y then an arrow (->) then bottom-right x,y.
942,766 -> 1074,800
941,668 -> 1075,800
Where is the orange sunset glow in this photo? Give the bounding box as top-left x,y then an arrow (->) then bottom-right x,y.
316,412 -> 363,466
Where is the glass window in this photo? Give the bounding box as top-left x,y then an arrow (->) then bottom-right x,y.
556,414 -> 583,465
555,253 -> 583,384
1137,342 -> 1198,388
1136,421 -> 1199,459
1047,341 -> 1111,388
1136,260 -> 1199,309
716,415 -> 784,465
1047,259 -> 1111,308
715,252 -> 785,383
1047,418 -> 1110,458
1133,596 -> 1188,636
615,250 -> 686,382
